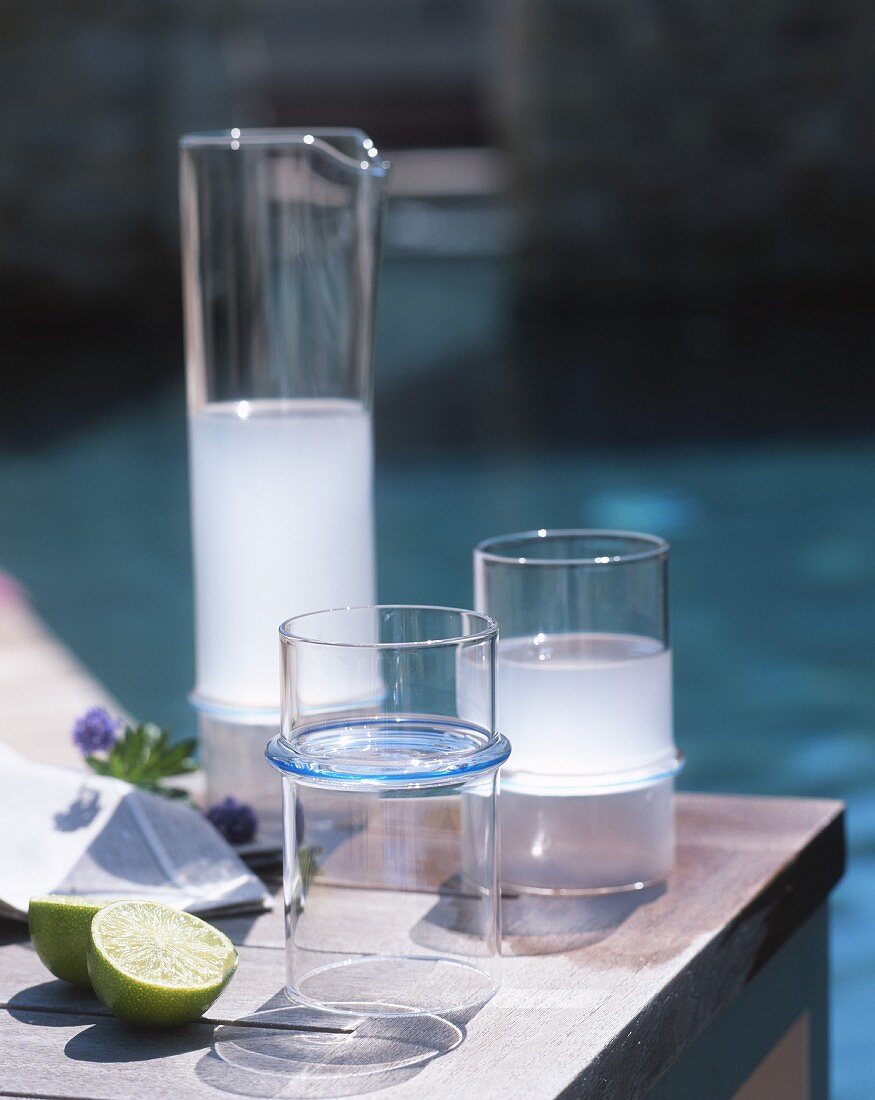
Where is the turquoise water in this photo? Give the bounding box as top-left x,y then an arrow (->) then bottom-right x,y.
1,382 -> 872,1095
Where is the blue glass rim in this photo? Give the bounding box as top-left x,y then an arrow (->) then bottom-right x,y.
265,722 -> 511,790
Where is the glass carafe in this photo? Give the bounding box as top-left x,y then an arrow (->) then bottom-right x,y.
180,129 -> 389,846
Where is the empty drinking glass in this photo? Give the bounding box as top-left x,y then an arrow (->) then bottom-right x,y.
266,606 -> 510,1017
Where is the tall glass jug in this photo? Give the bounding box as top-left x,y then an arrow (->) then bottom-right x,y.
180,129 -> 389,846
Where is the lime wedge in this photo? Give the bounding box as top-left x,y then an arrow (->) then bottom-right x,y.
29,895 -> 107,988
87,900 -> 238,1027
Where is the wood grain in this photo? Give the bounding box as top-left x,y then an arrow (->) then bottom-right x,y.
0,601 -> 846,1098
0,794 -> 844,1100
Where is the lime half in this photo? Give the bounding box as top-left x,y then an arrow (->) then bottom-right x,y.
29,895 -> 107,988
87,901 -> 238,1028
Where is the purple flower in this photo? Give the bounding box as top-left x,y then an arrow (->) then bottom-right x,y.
72,707 -> 121,754
206,797 -> 258,845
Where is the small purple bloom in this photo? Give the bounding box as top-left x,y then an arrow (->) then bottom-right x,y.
72,707 -> 121,754
206,797 -> 258,845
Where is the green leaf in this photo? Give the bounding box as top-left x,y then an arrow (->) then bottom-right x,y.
107,746 -> 129,780
120,726 -> 147,776
83,724 -> 198,789
156,740 -> 197,775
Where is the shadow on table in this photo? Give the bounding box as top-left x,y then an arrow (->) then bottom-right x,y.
413,878 -> 665,957
8,978 -> 106,1024
0,918 -> 28,947
9,989 -> 213,1061
63,1017 -> 214,1062
501,884 -> 666,956
196,989 -> 476,1098
9,983 -> 213,1063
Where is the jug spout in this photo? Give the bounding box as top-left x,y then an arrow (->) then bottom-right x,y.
180,128 -> 390,411
284,127 -> 390,177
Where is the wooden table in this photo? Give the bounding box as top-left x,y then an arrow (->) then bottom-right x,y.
0,598 -> 846,1099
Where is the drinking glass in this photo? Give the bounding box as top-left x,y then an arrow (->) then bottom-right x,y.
266,606 -> 510,1017
474,530 -> 684,893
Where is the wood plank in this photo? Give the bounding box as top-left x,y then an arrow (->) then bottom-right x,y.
0,600 -> 846,1097
562,795 -> 843,1099
0,1003 -> 462,1099
0,941 -> 291,1027
649,907 -> 828,1099
0,794 -> 843,1100
0,1008 -> 233,1100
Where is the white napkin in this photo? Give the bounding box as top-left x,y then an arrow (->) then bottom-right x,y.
0,743 -> 271,920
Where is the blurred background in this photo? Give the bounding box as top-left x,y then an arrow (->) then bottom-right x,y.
2,3 -> 874,1094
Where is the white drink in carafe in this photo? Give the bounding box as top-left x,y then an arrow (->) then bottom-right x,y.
189,398 -> 376,709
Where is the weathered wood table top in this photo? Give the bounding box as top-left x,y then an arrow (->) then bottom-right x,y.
0,597 -> 846,1099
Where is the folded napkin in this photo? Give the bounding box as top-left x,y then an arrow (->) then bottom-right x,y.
0,743 -> 271,921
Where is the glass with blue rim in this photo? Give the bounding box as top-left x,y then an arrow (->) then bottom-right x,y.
266,605 -> 510,1018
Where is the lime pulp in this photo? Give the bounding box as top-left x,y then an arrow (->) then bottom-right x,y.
87,900 -> 238,1028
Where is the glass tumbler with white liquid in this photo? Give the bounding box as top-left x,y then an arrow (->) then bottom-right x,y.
473,530 -> 684,893
180,130 -> 389,845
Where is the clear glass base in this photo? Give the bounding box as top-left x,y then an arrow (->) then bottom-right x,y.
288,955 -> 498,1018
501,870 -> 667,897
212,1004 -> 462,1079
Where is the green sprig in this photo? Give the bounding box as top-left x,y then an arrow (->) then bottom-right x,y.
85,723 -> 197,799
